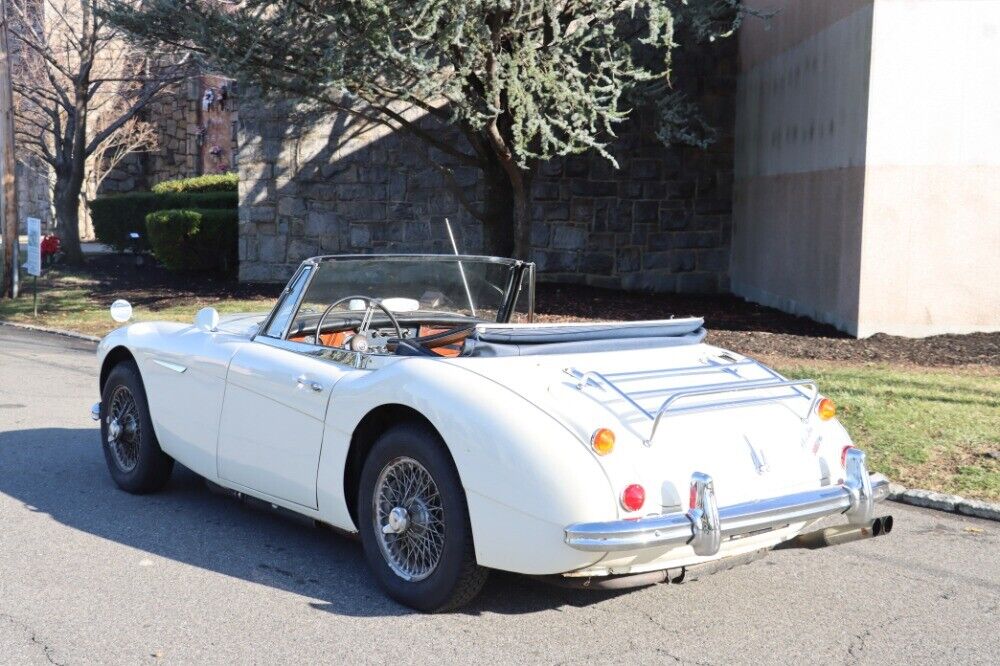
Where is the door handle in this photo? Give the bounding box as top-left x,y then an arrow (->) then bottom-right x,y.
296,375 -> 324,392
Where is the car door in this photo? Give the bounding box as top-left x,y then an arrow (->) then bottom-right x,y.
217,338 -> 350,508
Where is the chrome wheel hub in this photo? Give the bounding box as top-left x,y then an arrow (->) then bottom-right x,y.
106,386 -> 141,472
372,457 -> 445,582
383,506 -> 410,534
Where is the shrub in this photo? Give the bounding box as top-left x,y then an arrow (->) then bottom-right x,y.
151,173 -> 238,194
145,208 -> 239,273
90,191 -> 237,252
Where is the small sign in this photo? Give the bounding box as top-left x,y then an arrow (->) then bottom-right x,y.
24,217 -> 41,277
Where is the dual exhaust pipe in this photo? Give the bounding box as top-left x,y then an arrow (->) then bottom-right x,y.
778,515 -> 894,550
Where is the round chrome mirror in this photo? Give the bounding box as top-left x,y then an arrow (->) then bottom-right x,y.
109,299 -> 133,323
194,307 -> 220,332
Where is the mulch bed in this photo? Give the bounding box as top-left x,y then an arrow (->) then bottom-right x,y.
80,253 -> 282,307
534,283 -> 999,368
78,254 -> 998,367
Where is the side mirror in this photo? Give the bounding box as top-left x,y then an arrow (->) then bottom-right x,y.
194,307 -> 220,332
110,299 -> 133,323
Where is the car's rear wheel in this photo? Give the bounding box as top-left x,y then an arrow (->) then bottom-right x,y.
358,423 -> 488,612
100,361 -> 173,493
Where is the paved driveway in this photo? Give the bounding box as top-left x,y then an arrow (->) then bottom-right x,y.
0,325 -> 997,664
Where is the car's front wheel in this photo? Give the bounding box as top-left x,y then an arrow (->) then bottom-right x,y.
100,361 -> 173,493
358,423 -> 488,612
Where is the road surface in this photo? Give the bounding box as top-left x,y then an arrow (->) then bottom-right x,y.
0,325 -> 997,664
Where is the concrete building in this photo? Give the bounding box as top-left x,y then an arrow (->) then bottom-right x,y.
732,0 -> 1000,337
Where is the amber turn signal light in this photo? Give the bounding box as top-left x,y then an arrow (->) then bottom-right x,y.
816,397 -> 837,421
591,428 -> 616,456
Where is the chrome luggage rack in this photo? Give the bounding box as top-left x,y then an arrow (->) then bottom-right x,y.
565,358 -> 819,446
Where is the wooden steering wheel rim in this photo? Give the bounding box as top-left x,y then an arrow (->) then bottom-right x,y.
313,295 -> 403,346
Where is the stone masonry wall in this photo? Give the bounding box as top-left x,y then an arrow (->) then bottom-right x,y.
238,38 -> 735,290
99,76 -> 239,194
15,157 -> 51,233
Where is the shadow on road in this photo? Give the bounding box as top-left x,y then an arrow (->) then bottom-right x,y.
0,427 -> 629,617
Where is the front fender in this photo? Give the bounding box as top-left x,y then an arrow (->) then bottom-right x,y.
317,357 -> 617,575
96,321 -> 247,481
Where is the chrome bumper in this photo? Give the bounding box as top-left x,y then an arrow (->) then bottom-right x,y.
565,449 -> 889,555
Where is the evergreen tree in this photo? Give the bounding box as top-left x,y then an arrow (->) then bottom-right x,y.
106,0 -> 751,257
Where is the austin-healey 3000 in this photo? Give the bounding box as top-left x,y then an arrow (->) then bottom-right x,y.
92,254 -> 892,611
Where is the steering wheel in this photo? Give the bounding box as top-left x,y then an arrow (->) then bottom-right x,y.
314,295 -> 404,351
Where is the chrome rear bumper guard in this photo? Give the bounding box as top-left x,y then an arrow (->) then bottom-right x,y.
565,449 -> 889,555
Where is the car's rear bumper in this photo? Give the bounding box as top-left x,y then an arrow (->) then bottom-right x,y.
565,448 -> 889,555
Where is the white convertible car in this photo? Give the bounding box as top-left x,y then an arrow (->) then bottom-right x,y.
92,254 -> 892,611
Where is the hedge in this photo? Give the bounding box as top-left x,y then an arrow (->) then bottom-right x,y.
90,191 -> 237,252
145,208 -> 239,273
151,172 -> 239,194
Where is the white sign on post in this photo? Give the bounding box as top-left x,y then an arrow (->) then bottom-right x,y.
24,217 -> 41,277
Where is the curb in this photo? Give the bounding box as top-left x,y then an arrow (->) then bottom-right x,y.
887,483 -> 1000,521
0,320 -> 100,344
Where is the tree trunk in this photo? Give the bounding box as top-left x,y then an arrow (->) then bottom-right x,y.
509,168 -> 532,260
480,166 -> 514,258
54,179 -> 83,265
479,163 -> 533,260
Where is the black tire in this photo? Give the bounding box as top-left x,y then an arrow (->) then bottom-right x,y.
357,423 -> 488,612
100,360 -> 174,493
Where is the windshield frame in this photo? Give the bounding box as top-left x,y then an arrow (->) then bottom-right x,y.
256,254 -> 535,344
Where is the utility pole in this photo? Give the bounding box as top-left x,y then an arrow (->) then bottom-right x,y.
0,0 -> 19,298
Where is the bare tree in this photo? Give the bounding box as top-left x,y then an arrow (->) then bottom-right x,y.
82,113 -> 157,234
8,0 -> 184,264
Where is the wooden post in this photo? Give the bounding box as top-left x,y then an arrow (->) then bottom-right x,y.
0,0 -> 19,298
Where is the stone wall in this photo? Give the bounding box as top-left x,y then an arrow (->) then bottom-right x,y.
237,39 -> 736,289
98,75 -> 239,195
15,157 -> 51,233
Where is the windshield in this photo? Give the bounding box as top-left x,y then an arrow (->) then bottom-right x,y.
271,256 -> 530,341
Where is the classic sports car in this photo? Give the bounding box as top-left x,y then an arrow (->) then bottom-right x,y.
92,254 -> 892,612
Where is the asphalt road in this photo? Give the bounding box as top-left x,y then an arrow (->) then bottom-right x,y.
1,325 -> 997,665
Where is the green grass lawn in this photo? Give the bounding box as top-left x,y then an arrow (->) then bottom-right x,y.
775,362 -> 999,501
3,267 -> 997,501
0,269 -> 273,338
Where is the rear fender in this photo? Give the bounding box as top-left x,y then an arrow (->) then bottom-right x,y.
317,358 -> 617,575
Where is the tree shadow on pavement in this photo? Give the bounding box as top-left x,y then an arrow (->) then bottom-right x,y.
0,427 -> 629,617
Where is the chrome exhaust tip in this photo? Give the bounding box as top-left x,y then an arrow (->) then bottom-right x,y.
777,515 -> 895,550
880,515 -> 894,534
872,516 -> 883,537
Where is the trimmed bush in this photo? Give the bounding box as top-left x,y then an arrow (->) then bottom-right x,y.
90,191 -> 237,252
145,208 -> 239,273
151,173 -> 238,194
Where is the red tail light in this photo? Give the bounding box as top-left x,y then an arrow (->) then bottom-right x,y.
621,484 -> 646,512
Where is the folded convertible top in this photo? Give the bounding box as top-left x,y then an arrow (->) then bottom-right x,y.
463,318 -> 706,356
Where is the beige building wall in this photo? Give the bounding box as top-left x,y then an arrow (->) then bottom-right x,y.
732,0 -> 1000,337
858,0 -> 1000,336
732,1 -> 875,334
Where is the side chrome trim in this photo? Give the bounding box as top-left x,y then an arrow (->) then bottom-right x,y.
254,335 -> 376,370
564,468 -> 890,554
152,359 -> 187,373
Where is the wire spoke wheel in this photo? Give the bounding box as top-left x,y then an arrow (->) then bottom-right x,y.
106,385 -> 141,473
372,456 -> 445,582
